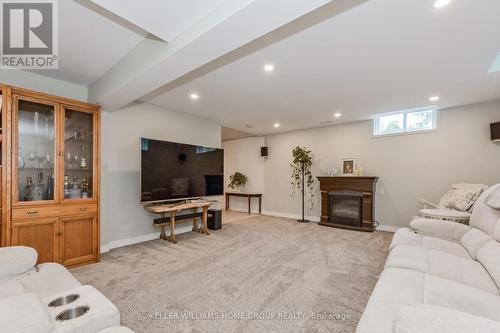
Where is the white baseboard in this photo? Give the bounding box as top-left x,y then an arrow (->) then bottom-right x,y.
376,224 -> 399,233
100,213 -> 400,253
100,224 -> 193,253
261,210 -> 320,222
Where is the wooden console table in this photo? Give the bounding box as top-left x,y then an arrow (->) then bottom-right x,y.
225,192 -> 262,214
145,202 -> 212,243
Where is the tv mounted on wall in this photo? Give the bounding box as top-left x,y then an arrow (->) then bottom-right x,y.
140,138 -> 224,203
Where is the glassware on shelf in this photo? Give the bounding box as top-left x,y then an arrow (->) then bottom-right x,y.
46,173 -> 54,200
64,175 -> 71,199
80,146 -> 87,168
65,108 -> 94,199
18,147 -> 25,169
17,100 -> 56,203
23,176 -> 34,201
46,153 -> 51,168
73,153 -> 79,169
29,151 -> 35,168
81,176 -> 89,198
32,172 -> 45,201
67,152 -> 72,169
33,112 -> 39,134
70,176 -> 81,199
36,151 -> 45,168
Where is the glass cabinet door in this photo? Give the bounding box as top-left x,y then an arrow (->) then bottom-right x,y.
14,98 -> 57,204
62,107 -> 96,201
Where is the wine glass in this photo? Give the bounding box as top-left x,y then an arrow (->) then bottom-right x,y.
73,153 -> 79,169
36,151 -> 45,169
46,153 -> 51,169
29,151 -> 36,168
67,152 -> 72,169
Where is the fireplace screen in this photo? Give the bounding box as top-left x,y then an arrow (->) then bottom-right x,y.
329,191 -> 363,227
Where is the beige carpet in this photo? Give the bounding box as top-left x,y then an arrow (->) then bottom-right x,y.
72,214 -> 392,333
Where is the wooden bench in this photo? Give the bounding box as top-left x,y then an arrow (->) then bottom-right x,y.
145,202 -> 212,243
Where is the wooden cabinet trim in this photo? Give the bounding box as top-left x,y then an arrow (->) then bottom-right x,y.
12,203 -> 98,221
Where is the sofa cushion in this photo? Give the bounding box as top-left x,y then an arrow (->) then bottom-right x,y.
20,263 -> 81,298
422,237 -> 471,259
0,246 -> 38,282
476,241 -> 500,291
425,273 -> 500,322
394,304 -> 500,333
356,268 -> 424,333
98,327 -> 135,333
0,279 -> 26,299
390,228 -> 471,259
386,245 -> 498,294
461,228 -> 493,259
0,293 -> 54,333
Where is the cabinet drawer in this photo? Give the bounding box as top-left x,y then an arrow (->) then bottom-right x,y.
12,204 -> 97,221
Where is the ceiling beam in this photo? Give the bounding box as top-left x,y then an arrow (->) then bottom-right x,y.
88,0 -> 336,110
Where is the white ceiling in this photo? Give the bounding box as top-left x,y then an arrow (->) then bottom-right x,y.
143,0 -> 500,135
30,0 -> 146,85
90,0 -> 233,42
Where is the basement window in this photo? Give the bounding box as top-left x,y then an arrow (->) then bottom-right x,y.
373,106 -> 438,136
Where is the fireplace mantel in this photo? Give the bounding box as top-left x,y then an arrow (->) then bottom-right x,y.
317,176 -> 379,232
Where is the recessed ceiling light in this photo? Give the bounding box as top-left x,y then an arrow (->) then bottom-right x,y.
333,112 -> 342,119
189,93 -> 199,100
433,0 -> 452,8
264,64 -> 275,72
273,123 -> 280,128
429,96 -> 439,102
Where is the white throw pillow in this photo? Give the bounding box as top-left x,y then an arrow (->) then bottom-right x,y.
486,188 -> 500,209
439,189 -> 476,212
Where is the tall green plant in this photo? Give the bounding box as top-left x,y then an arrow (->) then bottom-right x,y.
290,146 -> 315,208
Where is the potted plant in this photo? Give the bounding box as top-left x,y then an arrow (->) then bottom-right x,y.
228,172 -> 248,192
290,146 -> 315,222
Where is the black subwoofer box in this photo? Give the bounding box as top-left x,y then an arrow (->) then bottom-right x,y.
207,209 -> 222,230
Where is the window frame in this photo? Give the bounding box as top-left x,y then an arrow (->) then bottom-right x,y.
372,106 -> 438,137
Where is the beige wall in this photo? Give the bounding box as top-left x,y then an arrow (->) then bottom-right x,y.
222,137 -> 266,212
100,102 -> 222,249
225,100 -> 500,228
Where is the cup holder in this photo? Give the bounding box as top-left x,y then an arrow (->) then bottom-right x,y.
56,306 -> 90,321
48,294 -> 80,307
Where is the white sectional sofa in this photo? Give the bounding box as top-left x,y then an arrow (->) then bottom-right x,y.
357,184 -> 500,333
0,246 -> 132,333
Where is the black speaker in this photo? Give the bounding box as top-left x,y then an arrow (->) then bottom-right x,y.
207,209 -> 222,230
491,122 -> 500,142
261,146 -> 269,158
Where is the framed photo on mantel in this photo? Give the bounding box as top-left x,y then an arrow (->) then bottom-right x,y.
342,158 -> 357,176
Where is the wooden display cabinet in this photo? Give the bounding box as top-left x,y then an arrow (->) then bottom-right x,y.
0,85 -> 100,268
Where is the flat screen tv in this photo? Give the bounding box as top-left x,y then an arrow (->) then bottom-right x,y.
140,138 -> 224,203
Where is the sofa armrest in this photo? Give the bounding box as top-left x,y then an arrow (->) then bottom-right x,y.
394,304 -> 500,333
410,218 -> 470,241
0,246 -> 38,282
